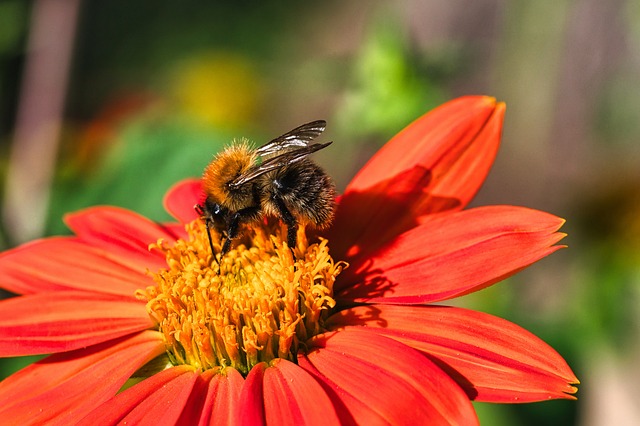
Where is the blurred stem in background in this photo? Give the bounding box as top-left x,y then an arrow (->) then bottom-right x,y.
3,0 -> 80,244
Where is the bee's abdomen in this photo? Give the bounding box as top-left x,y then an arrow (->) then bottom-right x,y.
263,159 -> 336,228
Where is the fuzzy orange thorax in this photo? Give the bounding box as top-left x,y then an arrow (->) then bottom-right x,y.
203,140 -> 257,209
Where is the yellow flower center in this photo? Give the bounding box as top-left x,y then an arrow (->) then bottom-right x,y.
136,220 -> 345,375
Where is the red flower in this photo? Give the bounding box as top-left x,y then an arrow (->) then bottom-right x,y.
0,96 -> 578,425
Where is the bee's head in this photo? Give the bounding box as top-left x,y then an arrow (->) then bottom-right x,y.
196,197 -> 228,235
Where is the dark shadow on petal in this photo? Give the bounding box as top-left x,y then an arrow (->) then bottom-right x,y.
320,166 -> 462,303
421,352 -> 479,400
326,305 -> 388,329
176,373 -> 212,424
334,258 -> 398,304
297,353 -> 359,426
328,165 -> 461,264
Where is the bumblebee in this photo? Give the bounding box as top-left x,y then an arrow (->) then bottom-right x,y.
196,120 -> 336,262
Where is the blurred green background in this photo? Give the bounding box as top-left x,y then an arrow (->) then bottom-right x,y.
1,1 -> 640,424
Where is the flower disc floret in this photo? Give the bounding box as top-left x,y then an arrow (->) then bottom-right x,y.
137,220 -> 344,375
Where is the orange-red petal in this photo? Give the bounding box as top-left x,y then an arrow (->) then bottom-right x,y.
0,291 -> 152,356
327,305 -> 579,403
299,329 -> 478,425
178,368 -> 244,426
241,360 -> 340,426
77,365 -> 198,426
64,206 -> 175,271
160,222 -> 190,241
164,178 -> 203,224
330,96 -> 504,260
0,331 -> 165,425
0,237 -> 152,297
336,205 -> 565,304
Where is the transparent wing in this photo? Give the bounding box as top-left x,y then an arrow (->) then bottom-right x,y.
254,120 -> 326,156
229,142 -> 332,188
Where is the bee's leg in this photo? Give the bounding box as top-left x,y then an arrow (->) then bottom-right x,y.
272,196 -> 298,258
221,206 -> 262,258
286,220 -> 297,256
220,222 -> 237,259
220,235 -> 233,258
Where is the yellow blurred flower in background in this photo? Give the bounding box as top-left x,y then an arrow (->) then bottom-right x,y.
170,52 -> 264,129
